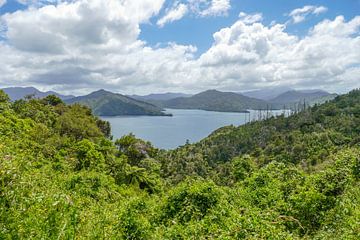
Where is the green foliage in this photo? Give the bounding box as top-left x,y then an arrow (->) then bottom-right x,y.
115,134 -> 158,165
0,90 -> 10,103
41,94 -> 64,106
0,90 -> 10,112
232,155 -> 256,181
0,89 -> 360,239
118,198 -> 152,240
74,139 -> 105,171
55,104 -> 103,140
96,118 -> 112,138
159,180 -> 221,224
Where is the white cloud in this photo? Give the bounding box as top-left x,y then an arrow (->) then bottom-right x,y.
311,15 -> 360,36
157,3 -> 188,27
0,0 -> 6,8
156,0 -> 231,27
3,0 -> 165,53
198,15 -> 360,92
16,0 -> 69,7
238,12 -> 263,24
289,5 -> 328,24
0,1 -> 359,95
196,0 -> 230,17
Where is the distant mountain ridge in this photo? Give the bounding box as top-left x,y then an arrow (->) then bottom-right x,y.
162,89 -> 270,112
2,87 -> 75,101
65,89 -> 170,116
158,89 -> 336,112
269,90 -> 333,104
241,86 -> 293,100
2,86 -> 336,114
129,92 -> 192,101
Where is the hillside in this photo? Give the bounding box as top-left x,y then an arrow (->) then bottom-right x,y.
308,93 -> 338,106
161,89 -> 360,182
241,86 -> 293,100
163,89 -> 270,112
129,92 -> 192,101
269,90 -> 334,105
66,89 -> 170,116
2,87 -> 74,101
159,89 -> 360,237
0,89 -> 359,239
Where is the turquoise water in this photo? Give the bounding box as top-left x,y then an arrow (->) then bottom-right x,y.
102,109 -> 288,149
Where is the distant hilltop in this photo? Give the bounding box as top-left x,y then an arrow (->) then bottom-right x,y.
65,89 -> 171,117
1,87 -> 74,101
1,86 -> 337,116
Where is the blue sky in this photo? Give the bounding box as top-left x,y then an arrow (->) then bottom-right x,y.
141,0 -> 360,54
0,0 -> 359,95
2,1 -> 358,51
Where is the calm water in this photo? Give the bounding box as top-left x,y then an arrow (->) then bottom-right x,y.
102,109 -> 288,149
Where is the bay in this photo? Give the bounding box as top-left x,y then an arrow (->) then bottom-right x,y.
101,109 -> 289,149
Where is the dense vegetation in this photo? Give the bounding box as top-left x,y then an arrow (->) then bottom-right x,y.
0,89 -> 359,239
66,89 -> 171,116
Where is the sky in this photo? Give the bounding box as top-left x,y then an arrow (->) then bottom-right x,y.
0,0 -> 359,95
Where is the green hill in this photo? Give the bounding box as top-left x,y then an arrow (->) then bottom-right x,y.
161,89 -> 360,182
66,89 -> 171,116
0,89 -> 359,239
308,93 -> 338,106
129,92 -> 192,101
163,89 -> 270,112
269,90 -> 335,106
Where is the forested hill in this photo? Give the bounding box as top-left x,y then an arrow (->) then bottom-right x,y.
65,89 -> 170,116
269,90 -> 336,107
162,89 -> 360,182
163,89 -> 269,112
0,89 -> 359,239
129,92 -> 192,101
2,87 -> 75,101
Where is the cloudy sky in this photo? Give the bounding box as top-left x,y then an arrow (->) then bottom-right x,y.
0,0 -> 359,95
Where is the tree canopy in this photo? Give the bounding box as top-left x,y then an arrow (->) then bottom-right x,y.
0,89 -> 359,239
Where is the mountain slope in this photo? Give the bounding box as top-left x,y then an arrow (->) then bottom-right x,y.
269,90 -> 333,105
308,93 -> 338,106
162,89 -> 360,183
129,92 -> 192,101
159,89 -> 360,237
163,89 -> 270,112
2,87 -> 74,101
241,86 -> 293,100
1,88 -> 360,239
66,89 -> 170,116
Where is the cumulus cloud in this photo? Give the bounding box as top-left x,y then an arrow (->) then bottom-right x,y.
156,0 -> 231,27
288,5 -> 328,24
195,0 -> 230,17
238,12 -> 263,24
198,15 -> 360,92
310,15 -> 360,36
3,0 -> 164,53
0,0 -> 6,8
15,0 -> 71,7
157,3 -> 188,27
0,1 -> 359,95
